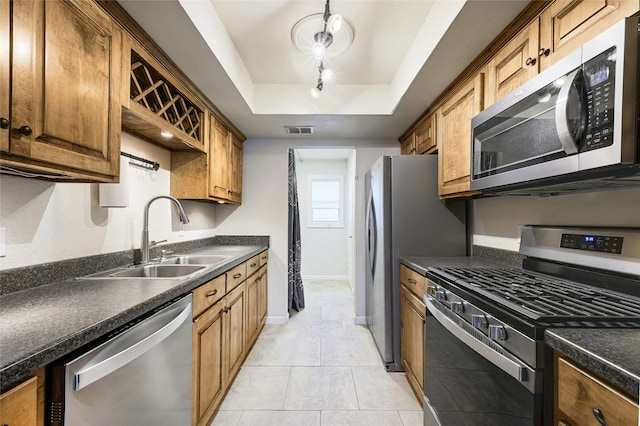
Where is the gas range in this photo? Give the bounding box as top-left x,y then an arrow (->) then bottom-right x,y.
422,226 -> 640,425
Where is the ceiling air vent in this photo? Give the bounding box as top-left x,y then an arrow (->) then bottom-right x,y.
285,126 -> 315,135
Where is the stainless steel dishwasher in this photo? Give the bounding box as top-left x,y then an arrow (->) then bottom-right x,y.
48,294 -> 192,426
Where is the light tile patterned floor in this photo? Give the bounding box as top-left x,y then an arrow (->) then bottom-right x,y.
212,280 -> 423,426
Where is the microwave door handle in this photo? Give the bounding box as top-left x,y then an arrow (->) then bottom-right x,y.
555,68 -> 584,155
424,296 -> 531,384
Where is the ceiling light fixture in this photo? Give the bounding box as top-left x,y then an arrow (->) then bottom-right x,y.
308,0 -> 342,97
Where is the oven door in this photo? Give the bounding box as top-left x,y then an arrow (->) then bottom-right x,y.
423,295 -> 542,426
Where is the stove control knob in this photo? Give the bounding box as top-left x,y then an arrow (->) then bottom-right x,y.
489,325 -> 508,341
451,302 -> 464,314
435,290 -> 446,302
472,315 -> 488,329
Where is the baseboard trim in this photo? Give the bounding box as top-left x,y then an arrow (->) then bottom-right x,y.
354,316 -> 367,325
302,274 -> 349,281
265,315 -> 289,325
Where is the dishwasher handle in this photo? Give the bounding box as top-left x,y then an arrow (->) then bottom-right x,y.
74,300 -> 192,391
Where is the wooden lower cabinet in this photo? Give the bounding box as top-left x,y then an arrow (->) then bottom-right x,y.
0,376 -> 38,426
192,251 -> 268,426
192,282 -> 246,426
555,354 -> 639,426
400,285 -> 425,403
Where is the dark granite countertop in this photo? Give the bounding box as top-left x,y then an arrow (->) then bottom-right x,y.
0,242 -> 268,388
545,328 -> 640,398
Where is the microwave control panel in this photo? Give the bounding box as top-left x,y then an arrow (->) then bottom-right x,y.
560,233 -> 623,254
583,46 -> 616,152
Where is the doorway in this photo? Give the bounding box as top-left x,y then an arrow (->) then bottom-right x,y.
292,148 -> 356,296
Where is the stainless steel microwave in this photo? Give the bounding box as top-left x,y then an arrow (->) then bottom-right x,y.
470,15 -> 640,196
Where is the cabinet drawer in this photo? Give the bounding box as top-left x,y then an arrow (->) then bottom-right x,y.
192,275 -> 226,318
400,265 -> 427,299
556,356 -> 639,426
259,250 -> 269,267
246,255 -> 260,278
226,262 -> 247,291
0,376 -> 38,426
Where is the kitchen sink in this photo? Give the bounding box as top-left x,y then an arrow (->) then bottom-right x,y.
83,264 -> 206,279
159,254 -> 231,266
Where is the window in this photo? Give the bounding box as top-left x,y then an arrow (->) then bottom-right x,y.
308,175 -> 344,228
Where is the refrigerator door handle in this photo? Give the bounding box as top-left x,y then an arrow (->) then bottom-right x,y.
366,188 -> 377,278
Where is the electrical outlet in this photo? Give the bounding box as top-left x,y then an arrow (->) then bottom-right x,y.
0,227 -> 6,257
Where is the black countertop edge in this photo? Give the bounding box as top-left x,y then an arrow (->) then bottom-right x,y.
545,328 -> 640,398
0,243 -> 268,388
0,235 -> 270,295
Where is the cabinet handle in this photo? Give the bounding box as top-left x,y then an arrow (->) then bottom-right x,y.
525,57 -> 537,66
592,408 -> 609,426
538,48 -> 550,57
558,421 -> 571,426
222,307 -> 230,313
206,290 -> 218,298
407,278 -> 417,285
232,273 -> 242,279
250,263 -> 257,267
0,117 -> 9,129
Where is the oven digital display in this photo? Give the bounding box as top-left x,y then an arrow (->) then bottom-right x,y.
560,233 -> 623,254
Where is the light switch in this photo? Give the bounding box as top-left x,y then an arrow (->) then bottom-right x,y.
0,227 -> 6,257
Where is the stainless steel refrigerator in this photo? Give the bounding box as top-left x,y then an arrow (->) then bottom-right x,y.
365,155 -> 466,371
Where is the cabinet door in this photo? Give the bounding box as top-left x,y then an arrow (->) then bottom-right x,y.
258,266 -> 268,326
401,285 -> 425,401
539,0 -> 639,71
192,299 -> 225,426
400,135 -> 416,155
437,73 -> 484,198
8,0 -> 121,181
415,114 -> 437,154
228,134 -> 243,204
485,19 -> 540,108
0,1 -> 8,152
245,274 -> 260,349
0,376 -> 38,426
224,283 -> 246,384
209,119 -> 230,200
556,356 -> 639,425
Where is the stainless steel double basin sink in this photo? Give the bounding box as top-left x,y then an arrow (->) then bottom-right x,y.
83,254 -> 231,280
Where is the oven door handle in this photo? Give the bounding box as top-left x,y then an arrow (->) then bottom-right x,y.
424,295 -> 533,387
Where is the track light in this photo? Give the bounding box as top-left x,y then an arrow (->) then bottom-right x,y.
309,0 -> 342,97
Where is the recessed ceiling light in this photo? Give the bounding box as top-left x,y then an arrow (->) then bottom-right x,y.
160,130 -> 173,138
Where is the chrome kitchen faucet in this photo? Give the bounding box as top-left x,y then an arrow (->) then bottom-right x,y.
140,195 -> 190,263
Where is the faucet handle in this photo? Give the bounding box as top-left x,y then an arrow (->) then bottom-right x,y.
149,239 -> 167,248
160,249 -> 173,260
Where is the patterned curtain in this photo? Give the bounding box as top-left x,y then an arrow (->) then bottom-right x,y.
288,149 -> 305,314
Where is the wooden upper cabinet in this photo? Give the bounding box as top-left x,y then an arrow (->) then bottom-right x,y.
1,0 -> 122,182
415,114 -> 437,154
539,0 -> 640,71
485,19 -> 540,108
121,36 -> 206,152
400,135 -> 416,155
170,114 -> 243,204
437,73 -> 484,199
209,120 -> 230,200
228,134 -> 243,203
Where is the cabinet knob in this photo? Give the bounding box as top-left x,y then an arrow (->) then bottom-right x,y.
14,125 -> 33,137
525,57 -> 537,66
538,48 -> 550,57
0,117 -> 9,129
